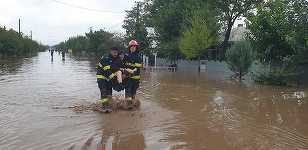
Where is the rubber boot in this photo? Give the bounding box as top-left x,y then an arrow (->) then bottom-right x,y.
127,97 -> 133,110
99,98 -> 112,113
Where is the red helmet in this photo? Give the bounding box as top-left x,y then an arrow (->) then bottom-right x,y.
128,40 -> 139,46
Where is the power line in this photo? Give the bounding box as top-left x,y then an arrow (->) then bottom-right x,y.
50,0 -> 125,14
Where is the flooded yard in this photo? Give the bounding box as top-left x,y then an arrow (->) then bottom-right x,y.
1,52 -> 308,150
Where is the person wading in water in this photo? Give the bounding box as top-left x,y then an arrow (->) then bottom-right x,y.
123,40 -> 142,108
96,47 -> 124,113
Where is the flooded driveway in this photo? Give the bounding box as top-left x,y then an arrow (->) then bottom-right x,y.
1,52 -> 308,150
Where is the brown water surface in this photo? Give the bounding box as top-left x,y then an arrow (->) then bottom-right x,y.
1,52 -> 308,150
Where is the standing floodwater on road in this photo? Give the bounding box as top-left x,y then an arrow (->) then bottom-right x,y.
1,52 -> 308,150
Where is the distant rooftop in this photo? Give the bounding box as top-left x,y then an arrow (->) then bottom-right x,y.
219,18 -> 249,42
229,25 -> 249,41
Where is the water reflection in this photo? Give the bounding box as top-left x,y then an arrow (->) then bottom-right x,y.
153,72 -> 308,150
98,132 -> 145,150
0,57 -> 26,75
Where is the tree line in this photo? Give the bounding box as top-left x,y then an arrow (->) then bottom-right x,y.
0,26 -> 46,57
56,0 -> 307,85
54,29 -> 125,56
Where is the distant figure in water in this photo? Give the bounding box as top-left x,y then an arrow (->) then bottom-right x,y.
50,49 -> 54,58
61,50 -> 65,60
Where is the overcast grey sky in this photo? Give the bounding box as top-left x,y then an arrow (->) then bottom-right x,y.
0,0 -> 139,45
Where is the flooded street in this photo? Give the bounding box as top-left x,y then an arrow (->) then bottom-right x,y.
1,52 -> 308,150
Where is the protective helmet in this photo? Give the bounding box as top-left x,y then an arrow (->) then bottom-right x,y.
128,40 -> 139,46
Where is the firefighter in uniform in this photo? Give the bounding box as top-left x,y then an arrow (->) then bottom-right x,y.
96,47 -> 123,112
124,40 -> 142,105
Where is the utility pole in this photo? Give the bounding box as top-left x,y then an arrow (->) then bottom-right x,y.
18,18 -> 21,36
154,52 -> 157,68
136,2 -> 140,23
30,30 -> 32,40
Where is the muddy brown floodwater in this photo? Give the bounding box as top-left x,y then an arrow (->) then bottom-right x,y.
1,52 -> 308,150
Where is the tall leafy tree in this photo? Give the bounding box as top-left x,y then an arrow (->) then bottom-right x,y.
247,0 -> 307,65
286,0 -> 308,65
180,8 -> 219,59
142,0 -> 261,61
213,0 -> 262,51
123,2 -> 150,55
247,0 -> 308,84
145,0 -> 187,62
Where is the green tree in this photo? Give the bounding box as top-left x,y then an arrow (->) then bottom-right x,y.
285,0 -> 308,66
179,8 -> 219,59
85,29 -> 114,54
145,0 -> 187,62
247,0 -> 307,85
247,0 -> 307,66
123,2 -> 150,55
226,41 -> 255,81
212,0 -> 262,53
138,0 -> 263,61
145,0 -> 217,62
65,36 -> 88,53
247,0 -> 292,65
